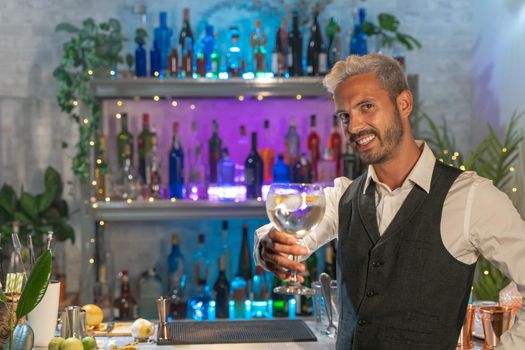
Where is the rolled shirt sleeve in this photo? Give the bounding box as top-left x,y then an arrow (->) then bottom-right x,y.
253,177 -> 351,269
468,178 -> 525,349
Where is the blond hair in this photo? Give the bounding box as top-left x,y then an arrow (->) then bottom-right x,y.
323,54 -> 409,101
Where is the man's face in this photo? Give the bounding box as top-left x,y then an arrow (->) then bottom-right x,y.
334,72 -> 404,165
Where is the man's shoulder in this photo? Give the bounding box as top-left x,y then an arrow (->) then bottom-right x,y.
452,170 -> 495,193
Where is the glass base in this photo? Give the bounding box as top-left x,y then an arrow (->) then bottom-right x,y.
273,285 -> 312,296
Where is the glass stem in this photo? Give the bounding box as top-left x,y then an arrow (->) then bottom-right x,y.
290,238 -> 303,287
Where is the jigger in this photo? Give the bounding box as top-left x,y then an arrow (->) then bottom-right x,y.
156,296 -> 170,340
480,306 -> 512,349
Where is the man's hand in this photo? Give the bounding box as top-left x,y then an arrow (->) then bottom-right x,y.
260,228 -> 309,282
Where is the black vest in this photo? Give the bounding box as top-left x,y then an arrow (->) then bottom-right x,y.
336,162 -> 476,350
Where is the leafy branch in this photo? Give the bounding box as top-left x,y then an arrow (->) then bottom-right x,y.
362,13 -> 422,51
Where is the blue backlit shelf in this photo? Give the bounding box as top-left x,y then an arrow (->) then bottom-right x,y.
90,77 -> 328,98
93,199 -> 267,221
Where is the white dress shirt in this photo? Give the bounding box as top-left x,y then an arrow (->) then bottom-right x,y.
254,141 -> 525,349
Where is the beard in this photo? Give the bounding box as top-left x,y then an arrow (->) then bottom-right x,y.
349,108 -> 404,165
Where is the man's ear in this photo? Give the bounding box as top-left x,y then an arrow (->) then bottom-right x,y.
396,90 -> 413,120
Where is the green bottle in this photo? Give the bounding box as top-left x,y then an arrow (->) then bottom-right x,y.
117,113 -> 134,169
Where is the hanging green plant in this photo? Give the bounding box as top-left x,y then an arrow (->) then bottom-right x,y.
419,111 -> 523,300
362,13 -> 422,51
53,18 -> 127,182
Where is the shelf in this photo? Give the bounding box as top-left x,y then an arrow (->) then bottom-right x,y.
90,77 -> 329,98
93,199 -> 267,221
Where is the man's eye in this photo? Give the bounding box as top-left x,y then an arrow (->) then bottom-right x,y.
362,103 -> 374,112
338,113 -> 350,124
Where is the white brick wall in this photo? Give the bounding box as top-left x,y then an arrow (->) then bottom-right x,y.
0,0 -> 478,294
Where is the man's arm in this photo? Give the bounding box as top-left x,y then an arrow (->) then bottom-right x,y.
253,177 -> 350,270
468,179 -> 525,349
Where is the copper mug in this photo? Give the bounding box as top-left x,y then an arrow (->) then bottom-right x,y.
457,304 -> 475,349
480,306 -> 512,349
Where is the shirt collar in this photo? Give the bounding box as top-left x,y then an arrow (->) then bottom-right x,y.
363,140 -> 436,194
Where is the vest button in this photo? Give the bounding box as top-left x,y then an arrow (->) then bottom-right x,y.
358,319 -> 367,326
372,261 -> 384,267
366,291 -> 376,297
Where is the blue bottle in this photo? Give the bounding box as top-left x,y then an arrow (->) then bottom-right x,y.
357,8 -> 368,55
217,148 -> 235,186
272,153 -> 290,183
150,40 -> 161,76
169,122 -> 184,198
202,24 -> 215,72
154,12 -> 173,71
135,43 -> 147,77
227,26 -> 242,77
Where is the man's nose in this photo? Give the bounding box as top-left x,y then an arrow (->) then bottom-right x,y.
348,113 -> 366,135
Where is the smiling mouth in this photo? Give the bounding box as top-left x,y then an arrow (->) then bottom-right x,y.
355,135 -> 376,147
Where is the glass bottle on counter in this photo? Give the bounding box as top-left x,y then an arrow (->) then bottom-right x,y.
272,153 -> 291,183
227,26 -> 242,77
117,113 -> 133,168
293,153 -> 312,183
259,120 -> 274,185
252,266 -> 269,301
343,140 -> 357,179
238,224 -> 253,288
114,143 -> 140,200
274,19 -> 289,76
179,7 -> 194,77
213,256 -> 230,319
113,270 -> 138,321
181,37 -> 193,78
288,12 -> 303,77
189,233 -> 211,320
168,233 -> 187,320
168,45 -> 178,77
209,119 -> 222,184
154,11 -> 173,72
326,17 -> 341,69
146,134 -> 162,198
285,118 -> 301,169
251,19 -> 267,73
328,114 -> 343,177
221,221 -> 233,282
138,268 -> 163,319
306,8 -> 323,76
188,146 -> 207,200
169,122 -> 184,199
150,40 -> 161,77
318,148 -> 336,187
138,113 -> 155,183
307,114 -> 320,182
245,132 -> 263,199
135,40 -> 147,77
202,24 -> 215,73
95,135 -> 110,201
217,148 -> 235,186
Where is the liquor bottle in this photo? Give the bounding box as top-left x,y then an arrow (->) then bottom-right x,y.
324,243 -> 336,279
326,17 -> 341,69
227,26 -> 242,77
150,40 -> 161,76
138,113 -> 155,183
307,114 -> 320,181
154,11 -> 173,71
114,143 -> 140,200
245,132 -> 263,199
178,8 -> 193,77
221,221 -> 233,282
113,270 -> 138,321
357,8 -> 368,55
306,8 -> 323,76
94,265 -> 113,320
135,41 -> 147,77
293,153 -> 312,183
168,233 -> 187,320
318,148 -> 336,186
202,24 -> 215,72
188,146 -> 207,200
217,148 -> 235,186
138,268 -> 163,319
209,119 -> 222,184
274,19 -> 289,76
169,122 -> 184,199
288,12 -> 303,76
117,113 -> 133,168
272,153 -> 291,183
250,19 -> 267,72
252,266 -> 269,301
301,252 -> 318,315
343,141 -> 357,179
238,224 -> 253,284
285,118 -> 301,168
271,276 -> 288,317
213,256 -> 230,319
259,120 -> 274,184
328,114 -> 343,177
168,46 -> 178,77
189,233 -> 211,320
146,134 -> 162,198
230,274 -> 247,319
95,135 -> 109,200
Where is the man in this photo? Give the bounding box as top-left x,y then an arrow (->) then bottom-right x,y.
254,54 -> 525,349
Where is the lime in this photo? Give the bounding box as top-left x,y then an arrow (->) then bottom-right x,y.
60,337 -> 83,350
81,336 -> 97,350
48,337 -> 65,350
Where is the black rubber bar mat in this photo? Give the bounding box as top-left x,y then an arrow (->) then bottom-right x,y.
156,319 -> 317,345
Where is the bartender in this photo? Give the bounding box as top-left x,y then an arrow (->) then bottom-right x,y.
254,54 -> 525,349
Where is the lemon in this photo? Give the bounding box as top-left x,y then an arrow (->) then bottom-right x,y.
48,337 -> 65,350
82,336 -> 97,350
131,318 -> 154,339
82,304 -> 104,326
60,337 -> 83,350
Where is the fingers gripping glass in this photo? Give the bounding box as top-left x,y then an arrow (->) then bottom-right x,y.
265,183 -> 326,295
